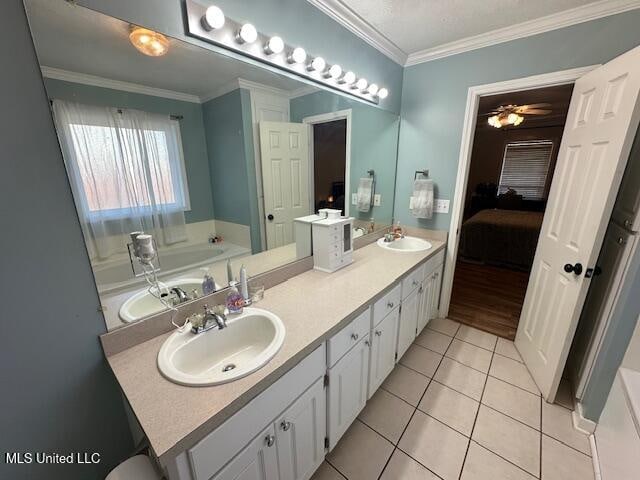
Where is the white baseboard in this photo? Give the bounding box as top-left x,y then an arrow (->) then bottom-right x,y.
590,434 -> 602,480
573,401 -> 597,434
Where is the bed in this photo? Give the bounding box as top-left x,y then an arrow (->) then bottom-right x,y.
458,209 -> 544,270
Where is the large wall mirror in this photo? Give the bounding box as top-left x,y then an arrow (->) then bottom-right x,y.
25,0 -> 400,331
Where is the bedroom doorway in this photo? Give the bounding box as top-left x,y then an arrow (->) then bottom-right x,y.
448,83 -> 574,339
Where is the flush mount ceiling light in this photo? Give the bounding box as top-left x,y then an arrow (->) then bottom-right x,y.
327,64 -> 342,79
264,36 -> 284,55
308,56 -> 326,72
201,5 -> 225,31
129,27 -> 170,57
288,47 -> 307,64
378,88 -> 388,99
237,23 -> 258,44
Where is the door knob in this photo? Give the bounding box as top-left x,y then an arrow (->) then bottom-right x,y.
265,434 -> 275,447
267,214 -> 274,221
563,263 -> 583,275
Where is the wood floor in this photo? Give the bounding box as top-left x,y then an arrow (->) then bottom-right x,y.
448,261 -> 530,340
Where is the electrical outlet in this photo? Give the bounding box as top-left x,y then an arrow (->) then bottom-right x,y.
434,199 -> 450,213
351,193 -> 357,205
373,194 -> 382,206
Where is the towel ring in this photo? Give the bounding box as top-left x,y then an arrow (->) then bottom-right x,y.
414,169 -> 429,180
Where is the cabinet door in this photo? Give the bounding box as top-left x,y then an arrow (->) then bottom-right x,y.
276,378 -> 326,480
430,266 -> 443,319
417,274 -> 433,334
327,335 -> 370,450
368,308 -> 400,398
211,425 -> 279,480
397,288 -> 420,360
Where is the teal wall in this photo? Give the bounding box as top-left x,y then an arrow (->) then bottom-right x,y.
77,0 -> 403,114
202,88 -> 261,252
291,90 -> 400,224
395,10 -> 640,230
43,78 -> 215,224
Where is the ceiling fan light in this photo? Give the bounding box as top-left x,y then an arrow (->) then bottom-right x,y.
507,113 -> 519,124
514,115 -> 524,126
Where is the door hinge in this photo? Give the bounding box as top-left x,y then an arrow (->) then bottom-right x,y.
394,352 -> 398,361
323,374 -> 329,387
324,437 -> 330,449
399,305 -> 402,314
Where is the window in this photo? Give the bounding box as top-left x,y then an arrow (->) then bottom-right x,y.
53,101 -> 190,221
498,140 -> 554,200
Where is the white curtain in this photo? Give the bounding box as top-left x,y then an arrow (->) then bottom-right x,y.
52,100 -> 188,260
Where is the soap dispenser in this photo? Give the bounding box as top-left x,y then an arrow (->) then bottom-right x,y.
226,281 -> 244,314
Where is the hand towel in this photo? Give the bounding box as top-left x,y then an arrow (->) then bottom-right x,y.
357,177 -> 373,212
411,178 -> 433,219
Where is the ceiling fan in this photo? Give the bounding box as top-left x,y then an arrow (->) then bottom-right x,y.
481,103 -> 552,128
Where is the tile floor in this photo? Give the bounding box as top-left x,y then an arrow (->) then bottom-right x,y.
313,319 -> 595,480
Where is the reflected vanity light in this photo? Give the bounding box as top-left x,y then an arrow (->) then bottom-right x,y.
288,47 -> 307,64
202,5 -> 225,31
185,0 -> 388,104
308,56 -> 326,72
265,36 -> 284,55
237,23 -> 258,44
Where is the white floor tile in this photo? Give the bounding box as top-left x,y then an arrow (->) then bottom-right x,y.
542,401 -> 591,455
380,449 -> 440,480
434,357 -> 487,400
427,318 -> 460,337
446,338 -> 493,373
489,354 -> 539,395
358,389 -> 414,443
461,441 -> 536,480
455,324 -> 498,351
482,376 -> 541,430
419,381 -> 479,436
399,410 -> 469,480
311,462 -> 344,480
382,364 -> 430,407
415,328 -> 453,354
495,338 -> 523,363
472,405 -> 540,477
400,344 -> 442,378
541,434 -> 594,480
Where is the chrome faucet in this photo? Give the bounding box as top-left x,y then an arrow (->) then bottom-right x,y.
170,287 -> 190,305
191,304 -> 227,334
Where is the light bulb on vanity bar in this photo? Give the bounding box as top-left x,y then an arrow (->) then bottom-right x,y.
308,56 -> 326,72
355,78 -> 368,91
288,47 -> 307,64
237,23 -> 258,44
265,36 -> 284,55
201,5 -> 225,31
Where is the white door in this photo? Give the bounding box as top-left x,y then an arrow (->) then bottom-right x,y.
276,378 -> 326,480
327,336 -> 370,450
368,308 -> 400,398
397,288 -> 420,360
259,122 -> 310,249
516,46 -> 640,400
212,425 -> 279,480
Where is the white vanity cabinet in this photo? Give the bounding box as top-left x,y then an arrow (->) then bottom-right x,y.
275,378 -> 326,480
327,332 -> 370,450
368,307 -> 399,397
211,424 -> 279,480
417,251 -> 445,334
396,265 -> 426,359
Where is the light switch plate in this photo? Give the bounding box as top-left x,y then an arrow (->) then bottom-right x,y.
409,196 -> 415,209
434,199 -> 450,213
351,193 -> 357,205
373,194 -> 381,206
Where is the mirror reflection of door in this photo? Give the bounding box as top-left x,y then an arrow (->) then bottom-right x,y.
312,120 -> 347,215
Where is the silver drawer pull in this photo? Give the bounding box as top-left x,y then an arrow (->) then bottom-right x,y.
364,340 -> 371,347
375,330 -> 382,337
624,219 -> 632,227
265,434 -> 275,447
412,280 -> 419,286
387,301 -> 394,308
280,420 -> 292,431
351,333 -> 359,341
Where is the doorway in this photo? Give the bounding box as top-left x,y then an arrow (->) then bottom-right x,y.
449,84 -> 574,339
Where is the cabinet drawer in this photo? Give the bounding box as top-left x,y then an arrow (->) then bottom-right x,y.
423,249 -> 445,277
402,264 -> 425,299
328,307 -> 371,367
372,283 -> 401,327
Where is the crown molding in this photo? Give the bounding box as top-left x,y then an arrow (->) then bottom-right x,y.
306,0 -> 407,65
40,66 -> 202,103
288,85 -> 320,99
405,0 -> 640,66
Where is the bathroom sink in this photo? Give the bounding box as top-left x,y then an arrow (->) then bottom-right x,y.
119,278 -> 213,323
377,236 -> 432,252
157,307 -> 286,386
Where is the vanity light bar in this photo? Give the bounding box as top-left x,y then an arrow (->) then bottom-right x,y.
185,0 -> 388,104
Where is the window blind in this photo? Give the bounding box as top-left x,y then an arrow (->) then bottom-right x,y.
498,140 -> 554,200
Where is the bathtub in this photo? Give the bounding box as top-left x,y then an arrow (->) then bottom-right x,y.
93,242 -> 250,295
